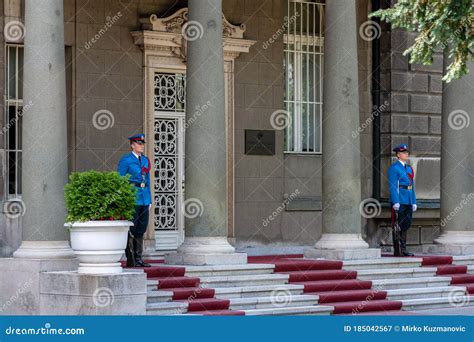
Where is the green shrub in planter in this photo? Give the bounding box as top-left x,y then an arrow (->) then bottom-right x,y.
64,171 -> 136,222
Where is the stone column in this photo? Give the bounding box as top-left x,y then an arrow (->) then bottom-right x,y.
305,0 -> 380,260
165,0 -> 245,265
430,60 -> 474,254
13,0 -> 74,258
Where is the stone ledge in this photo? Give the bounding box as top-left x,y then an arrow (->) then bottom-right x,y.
165,252 -> 247,265
304,247 -> 381,260
40,271 -> 147,296
39,271 -> 147,315
424,244 -> 474,256
0,258 -> 78,315
40,293 -> 146,315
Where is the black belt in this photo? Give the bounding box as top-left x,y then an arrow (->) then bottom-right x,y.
399,185 -> 412,190
130,181 -> 146,188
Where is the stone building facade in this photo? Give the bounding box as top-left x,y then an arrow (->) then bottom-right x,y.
0,0 -> 471,259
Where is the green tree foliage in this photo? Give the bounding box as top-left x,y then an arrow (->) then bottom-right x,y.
371,0 -> 473,82
64,171 -> 136,222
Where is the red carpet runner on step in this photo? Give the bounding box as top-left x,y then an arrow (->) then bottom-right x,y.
382,253 -> 474,294
125,262 -> 245,316
123,254 -> 474,315
420,255 -> 474,294
248,255 -> 403,315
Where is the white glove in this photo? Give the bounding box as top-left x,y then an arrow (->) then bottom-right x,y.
149,203 -> 152,210
392,203 -> 400,211
412,204 -> 417,212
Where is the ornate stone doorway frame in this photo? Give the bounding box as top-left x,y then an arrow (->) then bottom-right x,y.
131,8 -> 255,254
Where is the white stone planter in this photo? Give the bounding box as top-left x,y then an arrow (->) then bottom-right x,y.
66,220 -> 133,274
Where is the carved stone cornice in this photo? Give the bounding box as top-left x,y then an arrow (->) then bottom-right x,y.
132,7 -> 255,62
139,7 -> 246,39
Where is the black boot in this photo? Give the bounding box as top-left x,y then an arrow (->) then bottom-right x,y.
392,228 -> 402,257
125,231 -> 136,267
133,236 -> 151,267
400,229 -> 414,256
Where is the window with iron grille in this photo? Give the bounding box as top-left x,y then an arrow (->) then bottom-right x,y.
4,45 -> 24,198
284,0 -> 324,153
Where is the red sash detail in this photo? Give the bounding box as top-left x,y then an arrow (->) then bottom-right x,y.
407,165 -> 414,185
141,157 -> 151,174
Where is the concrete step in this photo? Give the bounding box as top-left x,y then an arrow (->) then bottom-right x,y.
465,265 -> 474,273
453,256 -> 474,266
147,290 -> 174,303
371,276 -> 452,290
244,305 -> 334,316
343,257 -> 423,270
199,273 -> 290,288
147,279 -> 159,291
401,295 -> 474,311
182,263 -> 275,277
146,301 -> 188,315
214,284 -> 305,298
386,286 -> 467,300
229,294 -> 318,310
356,267 -> 437,280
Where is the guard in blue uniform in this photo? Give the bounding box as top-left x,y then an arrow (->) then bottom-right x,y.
118,133 -> 152,267
388,144 -> 417,257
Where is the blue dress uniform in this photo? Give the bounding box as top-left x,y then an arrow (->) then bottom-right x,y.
117,133 -> 152,267
388,143 -> 417,256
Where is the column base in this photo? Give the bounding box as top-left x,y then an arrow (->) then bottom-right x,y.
433,230 -> 474,245
164,237 -> 247,265
40,271 -> 146,315
429,230 -> 474,255
305,233 -> 381,260
305,247 -> 381,260
13,241 -> 75,259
